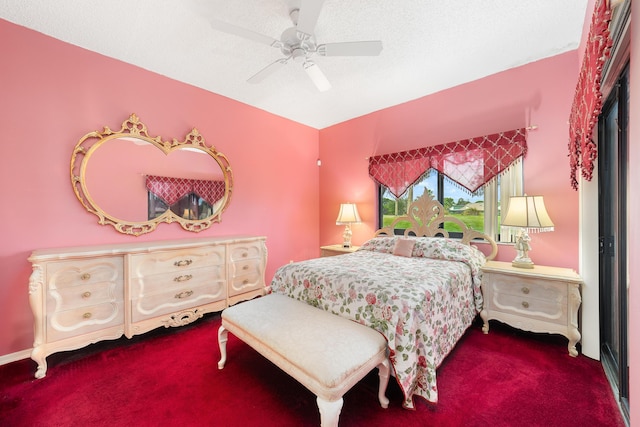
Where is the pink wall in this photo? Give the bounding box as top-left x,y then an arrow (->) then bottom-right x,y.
0,20 -> 320,356
319,51 -> 581,270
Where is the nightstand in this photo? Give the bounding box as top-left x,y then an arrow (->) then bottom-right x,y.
480,260 -> 583,357
320,244 -> 360,257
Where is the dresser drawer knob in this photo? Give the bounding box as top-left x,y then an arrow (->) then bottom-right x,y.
174,259 -> 193,267
175,290 -> 194,299
83,312 -> 92,319
174,274 -> 193,283
243,279 -> 249,285
243,265 -> 249,271
80,273 -> 91,281
81,291 -> 92,299
521,301 -> 530,309
521,287 -> 530,294
242,252 -> 248,258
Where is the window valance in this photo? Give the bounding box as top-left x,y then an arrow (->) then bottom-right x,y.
568,0 -> 613,190
368,128 -> 527,198
145,175 -> 225,206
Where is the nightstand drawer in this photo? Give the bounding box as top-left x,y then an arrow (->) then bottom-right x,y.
487,292 -> 567,325
490,276 -> 567,301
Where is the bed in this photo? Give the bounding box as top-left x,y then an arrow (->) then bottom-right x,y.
269,193 -> 497,409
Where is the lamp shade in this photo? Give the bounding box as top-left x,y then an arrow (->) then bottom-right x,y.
336,203 -> 361,224
502,195 -> 554,231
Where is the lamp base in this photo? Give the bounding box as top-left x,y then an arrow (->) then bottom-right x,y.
512,229 -> 534,269
512,259 -> 534,269
342,224 -> 353,248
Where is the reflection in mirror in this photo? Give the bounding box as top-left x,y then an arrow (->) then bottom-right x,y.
145,174 -> 225,221
71,114 -> 233,236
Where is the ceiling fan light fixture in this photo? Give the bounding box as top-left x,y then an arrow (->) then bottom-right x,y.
291,48 -> 307,63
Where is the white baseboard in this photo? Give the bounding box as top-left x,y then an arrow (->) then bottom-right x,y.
0,349 -> 31,366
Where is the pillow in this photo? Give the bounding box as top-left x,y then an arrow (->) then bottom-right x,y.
392,238 -> 415,257
359,236 -> 398,254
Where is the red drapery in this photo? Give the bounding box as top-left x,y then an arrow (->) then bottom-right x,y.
145,175 -> 225,206
369,128 -> 527,198
568,0 -> 613,189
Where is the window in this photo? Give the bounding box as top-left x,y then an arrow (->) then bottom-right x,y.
378,162 -> 523,242
369,127 -> 527,241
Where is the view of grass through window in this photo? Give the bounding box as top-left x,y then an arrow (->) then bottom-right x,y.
381,172 -> 491,233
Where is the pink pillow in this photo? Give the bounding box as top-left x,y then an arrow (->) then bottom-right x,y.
392,239 -> 415,257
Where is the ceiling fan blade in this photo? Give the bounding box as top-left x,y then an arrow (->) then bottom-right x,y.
296,0 -> 326,38
210,19 -> 282,48
318,41 -> 383,56
303,61 -> 331,92
247,58 -> 289,83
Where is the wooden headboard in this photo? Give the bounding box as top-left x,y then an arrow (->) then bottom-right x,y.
375,192 -> 498,260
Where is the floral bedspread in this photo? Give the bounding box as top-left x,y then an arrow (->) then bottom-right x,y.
269,236 -> 486,408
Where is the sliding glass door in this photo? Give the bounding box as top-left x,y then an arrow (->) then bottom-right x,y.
598,63 -> 628,420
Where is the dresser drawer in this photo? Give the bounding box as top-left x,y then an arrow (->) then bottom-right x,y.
47,281 -> 123,313
129,246 -> 225,278
232,258 -> 262,278
47,301 -> 124,342
130,265 -> 225,298
487,291 -> 568,325
131,282 -> 225,322
46,257 -> 123,289
229,241 -> 263,262
489,275 -> 567,301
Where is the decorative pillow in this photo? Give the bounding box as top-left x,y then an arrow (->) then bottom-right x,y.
359,236 -> 398,254
392,238 -> 415,257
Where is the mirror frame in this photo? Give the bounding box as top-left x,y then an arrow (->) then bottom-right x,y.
71,113 -> 233,236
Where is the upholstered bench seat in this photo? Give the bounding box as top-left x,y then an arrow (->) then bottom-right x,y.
217,293 -> 390,427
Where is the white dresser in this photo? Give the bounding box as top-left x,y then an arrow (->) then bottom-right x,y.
480,261 -> 582,357
28,236 -> 267,378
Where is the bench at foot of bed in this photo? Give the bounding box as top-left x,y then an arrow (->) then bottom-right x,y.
218,293 -> 390,427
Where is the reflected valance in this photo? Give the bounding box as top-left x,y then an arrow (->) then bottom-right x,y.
568,0 -> 613,189
145,175 -> 225,206
369,128 -> 527,198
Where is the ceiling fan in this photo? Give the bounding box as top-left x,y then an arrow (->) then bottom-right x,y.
209,0 -> 383,92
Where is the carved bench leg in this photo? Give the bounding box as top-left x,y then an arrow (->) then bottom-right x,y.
377,359 -> 390,408
217,325 -> 228,369
316,397 -> 343,427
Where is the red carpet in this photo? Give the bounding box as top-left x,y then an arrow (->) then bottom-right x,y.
0,314 -> 625,426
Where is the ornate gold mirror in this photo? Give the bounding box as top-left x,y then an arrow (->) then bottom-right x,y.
71,114 -> 233,236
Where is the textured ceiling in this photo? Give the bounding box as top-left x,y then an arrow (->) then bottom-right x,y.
0,0 -> 588,129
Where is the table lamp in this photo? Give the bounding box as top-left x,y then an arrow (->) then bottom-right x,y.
501,195 -> 554,268
336,203 -> 361,248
